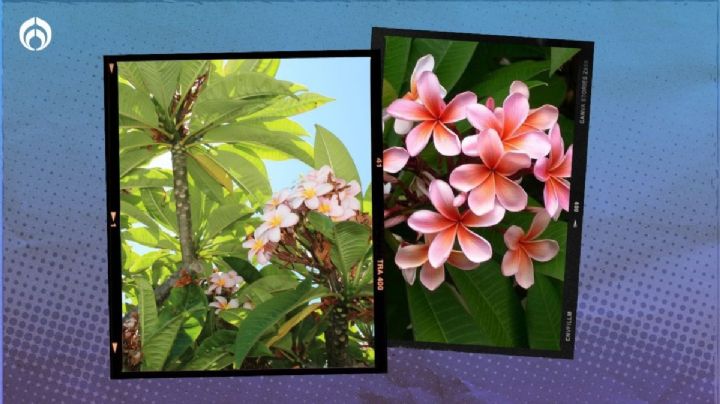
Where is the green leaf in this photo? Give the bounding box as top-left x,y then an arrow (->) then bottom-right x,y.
233,279 -> 312,367
160,285 -> 207,366
140,188 -> 177,233
236,274 -> 300,304
550,47 -> 580,76
188,149 -> 233,192
306,211 -> 334,240
119,146 -> 161,178
200,122 -> 314,166
383,36 -> 413,95
203,203 -> 252,243
120,167 -> 172,190
472,60 -> 549,103
526,273 -> 563,350
123,227 -> 177,250
266,302 -> 322,347
362,183 -> 372,214
219,308 -> 249,326
134,277 -> 158,337
203,145 -> 272,203
314,125 -> 361,186
221,257 -> 261,283
120,200 -> 159,232
141,314 -> 184,371
240,93 -> 333,121
118,82 -> 159,130
330,221 -> 371,273
183,329 -> 235,370
448,262 -> 527,347
127,250 -> 171,274
186,157 -> 225,202
120,130 -> 157,150
406,281 -> 489,344
433,40 -> 478,93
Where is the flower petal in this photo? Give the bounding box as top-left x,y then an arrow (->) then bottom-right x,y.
401,267 -> 417,285
501,92 -> 530,137
432,123 -> 462,156
395,244 -> 430,269
407,210 -> 455,233
383,147 -> 410,173
467,175 -> 496,216
553,145 -> 573,178
526,209 -> 552,240
495,152 -> 531,176
543,180 -> 560,218
509,80 -> 530,98
305,197 -> 320,210
522,105 -> 558,131
411,54 -> 435,84
281,212 -> 299,227
461,134 -> 479,156
447,250 -> 480,270
405,121 -> 435,156
427,225 -> 457,268
387,99 -> 433,121
504,131 -> 551,159
513,251 -> 535,289
555,177 -> 571,213
494,174 -> 528,212
548,123 -> 564,161
466,103 -> 499,132
419,262 -> 445,291
534,157 -> 550,182
394,118 -> 414,135
267,227 -> 281,243
477,128 -> 505,168
416,71 -> 446,117
441,91 -> 477,123
429,179 -> 460,220
456,225 -> 492,263
504,225 -> 525,251
462,204 -> 506,227
523,240 -> 559,262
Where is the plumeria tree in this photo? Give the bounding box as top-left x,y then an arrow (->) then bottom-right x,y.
119,59 -> 374,371
382,37 -> 579,349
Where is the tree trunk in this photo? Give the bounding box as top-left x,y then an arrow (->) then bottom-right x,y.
324,300 -> 350,367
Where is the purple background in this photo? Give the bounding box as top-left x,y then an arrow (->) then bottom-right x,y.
2,1 -> 718,403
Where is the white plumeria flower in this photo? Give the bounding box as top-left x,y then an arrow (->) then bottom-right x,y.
290,181 -> 333,210
225,270 -> 243,291
265,188 -> 290,210
301,165 -> 332,183
206,271 -> 241,295
242,236 -> 273,265
254,204 -> 299,242
393,54 -> 447,135
316,195 -> 344,218
209,296 -> 239,314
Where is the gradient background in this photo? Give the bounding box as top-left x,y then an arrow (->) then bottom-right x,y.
2,1 -> 718,403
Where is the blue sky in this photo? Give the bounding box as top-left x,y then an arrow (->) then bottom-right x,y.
266,57 -> 372,191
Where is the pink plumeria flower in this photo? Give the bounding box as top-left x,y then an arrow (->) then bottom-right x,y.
255,204 -> 299,243
316,195 -> 344,218
395,234 -> 479,291
383,147 -> 410,173
534,123 -> 573,217
265,188 -> 290,210
206,271 -> 241,295
393,55 -> 447,135
387,71 -> 476,156
501,210 -> 560,289
302,165 -> 333,183
463,80 -> 556,159
242,236 -> 273,265
209,296 -> 240,314
407,179 -> 505,268
290,181 -> 333,210
450,128 -> 531,215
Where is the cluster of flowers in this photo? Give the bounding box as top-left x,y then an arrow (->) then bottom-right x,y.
205,269 -> 252,314
383,55 -> 572,290
242,165 -> 362,265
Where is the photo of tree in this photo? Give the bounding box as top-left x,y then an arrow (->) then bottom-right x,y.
379,31 -> 587,353
114,56 -> 377,373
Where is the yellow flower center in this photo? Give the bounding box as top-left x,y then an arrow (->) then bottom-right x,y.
303,188 -> 316,199
269,214 -> 283,227
217,278 -> 225,287
318,203 -> 330,213
252,239 -> 264,251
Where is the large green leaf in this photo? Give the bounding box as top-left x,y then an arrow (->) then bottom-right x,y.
119,146 -> 160,178
306,211 -> 334,240
233,279 -> 312,367
123,227 -> 177,250
141,313 -> 184,371
159,285 -> 208,367
448,262 -> 527,348
202,203 -> 253,243
221,257 -> 261,283
383,36 -> 413,95
472,60 -> 549,103
183,330 -> 236,370
240,93 -> 333,121
203,145 -> 272,203
314,125 -> 360,186
120,61 -> 183,111
120,167 -> 172,190
120,130 -> 156,151
118,82 -> 158,129
525,273 -> 563,350
406,281 -> 489,344
200,122 -> 314,166
330,221 -> 371,273
127,250 -> 171,274
134,277 -> 158,337
236,274 -> 300,304
550,47 -> 580,76
432,40 -> 478,93
140,188 -> 177,233
120,200 -> 159,232
186,156 -> 225,202
188,149 -> 233,192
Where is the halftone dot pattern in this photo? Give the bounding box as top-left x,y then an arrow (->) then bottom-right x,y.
2,2 -> 717,403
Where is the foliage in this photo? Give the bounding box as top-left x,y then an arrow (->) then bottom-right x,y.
119,58 -> 374,371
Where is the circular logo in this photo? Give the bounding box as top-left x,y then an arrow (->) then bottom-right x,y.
19,17 -> 52,51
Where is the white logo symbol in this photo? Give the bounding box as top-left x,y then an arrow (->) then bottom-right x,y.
19,17 -> 52,51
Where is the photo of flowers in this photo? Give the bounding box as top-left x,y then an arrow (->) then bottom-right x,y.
375,28 -> 592,357
105,51 -> 384,376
